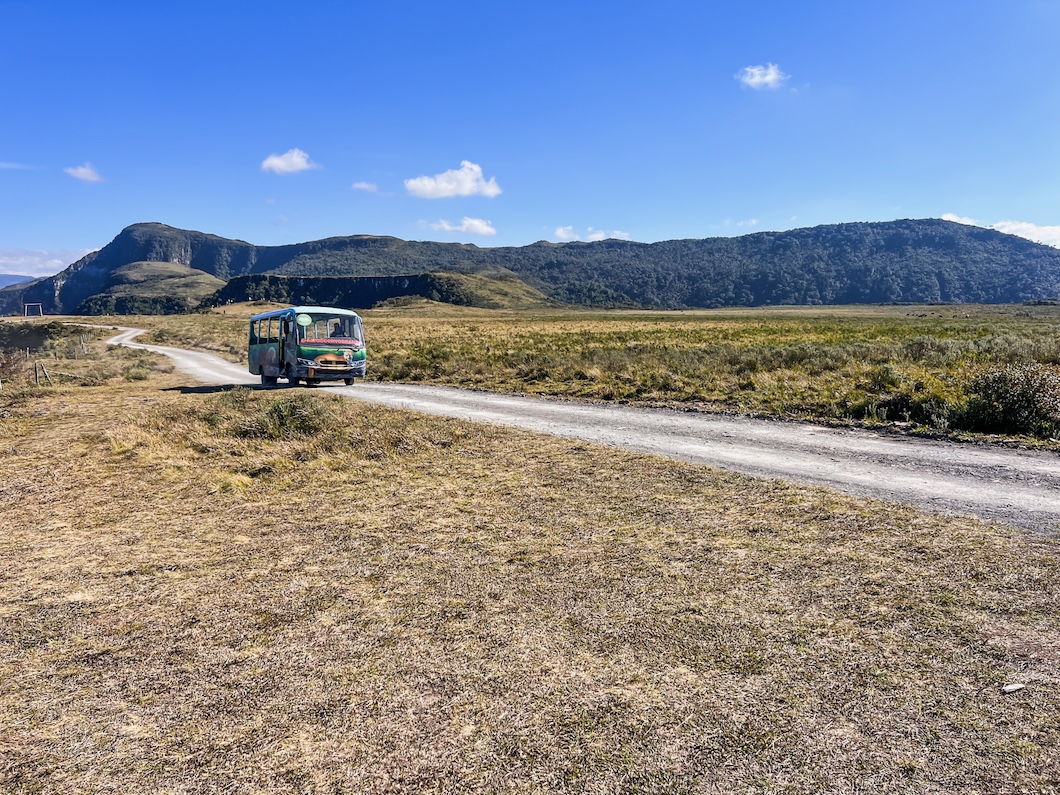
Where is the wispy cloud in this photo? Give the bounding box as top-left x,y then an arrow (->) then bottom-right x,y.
724,218 -> 760,229
992,220 -> 1060,248
430,217 -> 497,236
0,161 -> 31,170
0,247 -> 96,277
942,213 -> 1060,248
406,161 -> 501,199
64,163 -> 104,183
736,63 -> 789,90
556,226 -> 631,242
351,181 -> 378,192
261,148 -> 319,174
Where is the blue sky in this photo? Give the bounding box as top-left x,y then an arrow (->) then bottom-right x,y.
2,0 -> 1059,276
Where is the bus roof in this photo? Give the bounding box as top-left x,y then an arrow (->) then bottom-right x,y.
249,306 -> 362,321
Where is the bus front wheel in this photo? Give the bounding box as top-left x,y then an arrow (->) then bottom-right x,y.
344,378 -> 355,385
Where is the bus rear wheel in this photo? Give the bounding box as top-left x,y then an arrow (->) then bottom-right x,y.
286,366 -> 300,387
261,373 -> 278,387
344,378 -> 355,385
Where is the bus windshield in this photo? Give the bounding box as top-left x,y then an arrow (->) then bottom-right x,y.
295,313 -> 363,345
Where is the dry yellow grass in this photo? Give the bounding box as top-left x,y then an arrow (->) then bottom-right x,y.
2,360 -> 1059,793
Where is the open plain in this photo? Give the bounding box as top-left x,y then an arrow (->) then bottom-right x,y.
1,306 -> 1059,793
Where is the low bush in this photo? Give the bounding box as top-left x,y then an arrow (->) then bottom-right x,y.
0,347 -> 28,384
958,363 -> 1060,437
236,392 -> 339,439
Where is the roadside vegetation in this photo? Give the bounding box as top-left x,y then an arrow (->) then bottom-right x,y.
125,301 -> 1060,442
2,344 -> 1059,792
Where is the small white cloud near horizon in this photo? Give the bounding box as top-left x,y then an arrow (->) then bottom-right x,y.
941,213 -> 1060,248
736,63 -> 789,90
351,181 -> 378,192
430,217 -> 497,236
0,247 -> 97,278
587,227 -> 632,241
405,161 -> 502,199
558,226 -> 631,242
261,148 -> 319,174
64,163 -> 104,183
724,218 -> 760,229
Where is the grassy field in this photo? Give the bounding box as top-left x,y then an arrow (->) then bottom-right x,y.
1,331 -> 1059,792
96,261 -> 227,300
118,301 -> 1060,441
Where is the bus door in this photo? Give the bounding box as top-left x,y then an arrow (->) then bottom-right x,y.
281,315 -> 295,369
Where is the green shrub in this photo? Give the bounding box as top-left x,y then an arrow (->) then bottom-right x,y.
122,365 -> 152,381
959,363 -> 1060,437
236,393 -> 339,439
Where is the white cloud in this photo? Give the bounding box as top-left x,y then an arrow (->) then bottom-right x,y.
430,217 -> 497,236
261,148 -> 319,174
405,160 -> 501,199
351,181 -> 378,192
558,226 -> 632,242
0,247 -> 96,277
736,63 -> 789,90
992,220 -> 1060,248
941,213 -> 1060,248
1,161 -> 31,170
64,163 -> 104,183
724,218 -> 760,228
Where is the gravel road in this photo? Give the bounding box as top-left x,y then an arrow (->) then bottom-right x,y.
109,327 -> 1060,534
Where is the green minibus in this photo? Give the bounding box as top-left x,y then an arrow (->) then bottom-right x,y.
249,306 -> 366,386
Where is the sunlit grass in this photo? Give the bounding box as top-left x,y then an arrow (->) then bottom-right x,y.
11,301 -> 1059,438
2,364 -> 1060,792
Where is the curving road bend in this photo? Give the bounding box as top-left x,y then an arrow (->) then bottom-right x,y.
107,327 -> 1060,534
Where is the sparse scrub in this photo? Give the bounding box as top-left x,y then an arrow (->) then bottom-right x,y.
88,302 -> 1060,441
0,320 -> 156,387
130,386 -> 474,468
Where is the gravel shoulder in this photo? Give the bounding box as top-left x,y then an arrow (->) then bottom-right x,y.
109,327 -> 1060,534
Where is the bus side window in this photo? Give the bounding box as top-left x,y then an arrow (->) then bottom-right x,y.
249,321 -> 259,345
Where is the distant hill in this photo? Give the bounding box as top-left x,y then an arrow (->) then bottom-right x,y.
0,274 -> 34,289
4,218 -> 1060,314
73,261 -> 225,314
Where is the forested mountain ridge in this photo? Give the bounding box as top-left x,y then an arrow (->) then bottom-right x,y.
0,274 -> 33,289
3,218 -> 1059,313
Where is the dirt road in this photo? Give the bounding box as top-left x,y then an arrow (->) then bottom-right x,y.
109,327 -> 1060,534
